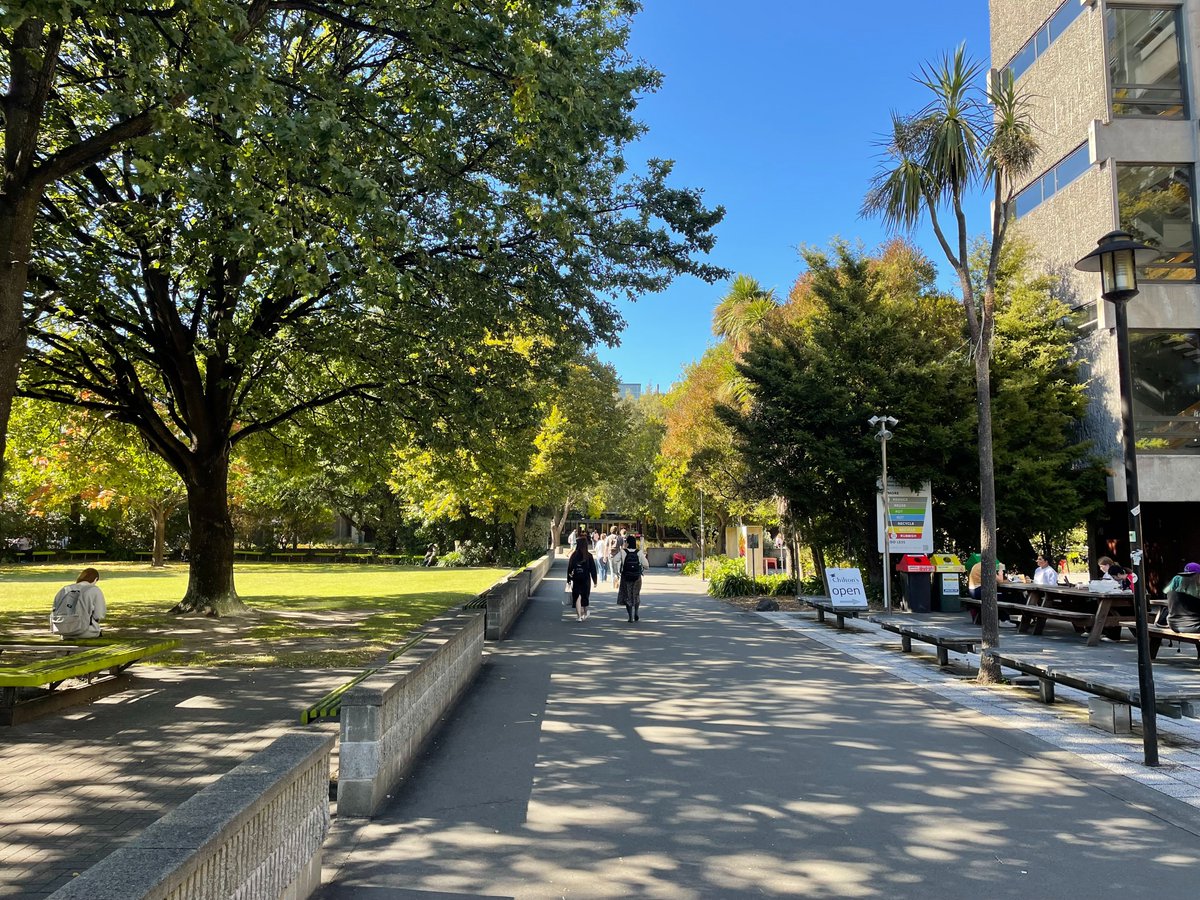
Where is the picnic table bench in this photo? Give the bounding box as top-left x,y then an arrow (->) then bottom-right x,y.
312,551 -> 342,562
984,650 -> 1200,720
805,598 -> 863,629
962,594 -> 1125,644
1146,624 -> 1200,662
0,638 -> 180,725
30,550 -> 57,562
998,583 -> 1135,646
234,549 -> 264,561
870,616 -> 978,667
300,634 -> 426,725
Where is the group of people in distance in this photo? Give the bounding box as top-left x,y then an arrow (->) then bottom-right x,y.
565,525 -> 648,624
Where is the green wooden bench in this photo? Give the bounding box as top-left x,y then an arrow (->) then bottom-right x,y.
65,549 -> 105,561
234,549 -> 264,561
30,550 -> 57,561
0,638 -> 180,724
135,550 -> 155,560
300,635 -> 426,725
311,552 -> 341,562
344,552 -> 375,563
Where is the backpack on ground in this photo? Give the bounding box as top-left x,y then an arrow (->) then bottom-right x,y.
51,586 -> 89,636
621,549 -> 643,580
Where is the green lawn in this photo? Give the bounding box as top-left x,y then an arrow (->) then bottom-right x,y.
0,562 -> 511,668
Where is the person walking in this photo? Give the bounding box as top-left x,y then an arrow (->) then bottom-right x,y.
606,525 -> 621,586
616,534 -> 649,623
596,531 -> 610,585
566,539 -> 598,621
50,568 -> 107,638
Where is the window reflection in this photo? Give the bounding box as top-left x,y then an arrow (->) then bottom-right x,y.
1108,7 -> 1187,118
1131,331 -> 1200,454
1116,164 -> 1197,281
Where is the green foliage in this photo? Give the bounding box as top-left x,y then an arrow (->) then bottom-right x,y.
757,575 -> 798,596
724,241 -> 973,580
800,574 -> 826,595
706,569 -> 796,598
436,551 -> 467,568
681,555 -> 736,577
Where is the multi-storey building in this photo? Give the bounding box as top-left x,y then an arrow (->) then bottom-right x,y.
991,0 -> 1200,590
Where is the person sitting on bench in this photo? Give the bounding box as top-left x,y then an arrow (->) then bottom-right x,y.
1165,562 -> 1200,634
50,568 -> 107,639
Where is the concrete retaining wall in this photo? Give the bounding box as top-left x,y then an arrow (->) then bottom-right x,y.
337,608 -> 485,817
647,547 -> 695,567
48,731 -> 334,900
485,551 -> 553,641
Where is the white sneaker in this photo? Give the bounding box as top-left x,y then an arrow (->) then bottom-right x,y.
998,620 -> 1018,628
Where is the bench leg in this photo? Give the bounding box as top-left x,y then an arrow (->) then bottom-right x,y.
815,607 -> 825,623
835,614 -> 845,629
901,635 -> 912,653
1038,678 -> 1055,704
937,646 -> 949,667
1088,698 -> 1131,734
1,687 -> 15,710
1149,635 -> 1162,659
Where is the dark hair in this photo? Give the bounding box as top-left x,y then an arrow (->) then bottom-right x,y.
626,535 -> 637,549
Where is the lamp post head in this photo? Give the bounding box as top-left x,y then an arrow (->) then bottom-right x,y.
1074,230 -> 1158,304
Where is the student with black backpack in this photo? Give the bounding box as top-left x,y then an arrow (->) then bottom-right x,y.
616,535 -> 649,622
566,539 -> 598,622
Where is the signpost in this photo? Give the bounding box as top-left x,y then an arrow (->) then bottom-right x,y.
825,568 -> 870,609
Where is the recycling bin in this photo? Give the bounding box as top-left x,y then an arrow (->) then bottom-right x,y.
931,553 -> 965,612
896,554 -> 935,613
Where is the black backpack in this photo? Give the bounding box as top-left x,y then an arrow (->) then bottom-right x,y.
571,555 -> 591,582
621,549 -> 643,579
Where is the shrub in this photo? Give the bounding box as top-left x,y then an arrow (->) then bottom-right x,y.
757,574 -> 797,596
708,568 -> 756,598
683,555 -> 741,578
437,550 -> 466,568
799,574 -> 825,595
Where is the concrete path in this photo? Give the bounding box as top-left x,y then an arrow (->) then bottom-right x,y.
321,563 -> 1200,899
0,666 -> 348,898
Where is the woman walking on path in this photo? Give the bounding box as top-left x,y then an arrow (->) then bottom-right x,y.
566,539 -> 598,621
616,535 -> 649,622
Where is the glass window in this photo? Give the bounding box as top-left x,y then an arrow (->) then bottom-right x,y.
1130,331 -> 1200,454
1108,7 -> 1187,118
1005,0 -> 1085,80
1116,164 -> 1197,281
1013,144 -> 1090,218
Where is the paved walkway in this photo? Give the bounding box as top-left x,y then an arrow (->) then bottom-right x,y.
0,666 -> 349,897
321,563 -> 1200,899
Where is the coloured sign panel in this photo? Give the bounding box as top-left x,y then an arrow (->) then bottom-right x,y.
876,480 -> 933,554
825,568 -> 869,608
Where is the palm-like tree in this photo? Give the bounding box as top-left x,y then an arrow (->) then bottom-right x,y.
713,274 -> 779,356
863,47 -> 1037,682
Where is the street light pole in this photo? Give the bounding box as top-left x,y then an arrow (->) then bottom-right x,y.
870,415 -> 899,613
700,489 -> 706,580
1076,230 -> 1161,767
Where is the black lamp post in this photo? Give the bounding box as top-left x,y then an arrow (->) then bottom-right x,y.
1075,229 -> 1161,767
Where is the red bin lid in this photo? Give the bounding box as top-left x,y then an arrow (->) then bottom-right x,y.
895,554 -> 935,573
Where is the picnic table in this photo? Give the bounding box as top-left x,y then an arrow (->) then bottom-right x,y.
998,582 -> 1135,646
65,549 -> 105,562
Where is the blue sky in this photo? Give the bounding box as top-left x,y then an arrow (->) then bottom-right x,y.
597,0 -> 992,391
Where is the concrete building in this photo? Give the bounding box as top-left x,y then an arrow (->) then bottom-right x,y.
991,0 -> 1200,590
618,382 -> 642,401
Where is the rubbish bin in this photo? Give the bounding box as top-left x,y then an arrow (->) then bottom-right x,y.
930,553 -> 965,612
896,554 -> 935,613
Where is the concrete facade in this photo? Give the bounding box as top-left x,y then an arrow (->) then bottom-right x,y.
991,0 -> 1200,583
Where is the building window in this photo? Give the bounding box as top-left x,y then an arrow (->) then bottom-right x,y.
1014,143 -> 1090,217
1130,331 -> 1200,454
1107,6 -> 1187,118
1116,164 -> 1197,281
1005,0 -> 1086,81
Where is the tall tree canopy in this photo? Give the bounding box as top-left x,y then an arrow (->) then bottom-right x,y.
13,2 -> 724,614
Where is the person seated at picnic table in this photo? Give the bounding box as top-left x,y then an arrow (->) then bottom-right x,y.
1033,554 -> 1059,587
1098,556 -> 1132,590
1164,562 -> 1200,634
423,544 -> 439,567
967,557 -> 1016,628
50,568 -> 107,639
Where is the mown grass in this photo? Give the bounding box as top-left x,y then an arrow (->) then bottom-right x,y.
0,562 -> 511,668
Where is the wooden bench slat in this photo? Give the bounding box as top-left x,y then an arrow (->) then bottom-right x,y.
299,634 -> 427,725
0,640 -> 180,687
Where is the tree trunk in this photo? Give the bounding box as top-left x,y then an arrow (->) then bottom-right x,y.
151,505 -> 167,568
550,497 -> 571,551
655,522 -> 665,547
976,344 -> 1002,682
514,508 -> 528,552
173,454 -> 248,616
716,513 -> 728,554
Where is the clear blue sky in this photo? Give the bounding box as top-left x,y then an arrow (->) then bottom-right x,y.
598,0 -> 992,391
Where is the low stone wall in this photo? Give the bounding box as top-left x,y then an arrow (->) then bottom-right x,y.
48,731 -> 334,900
338,608 -> 485,818
647,547 -> 695,567
485,551 -> 553,641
